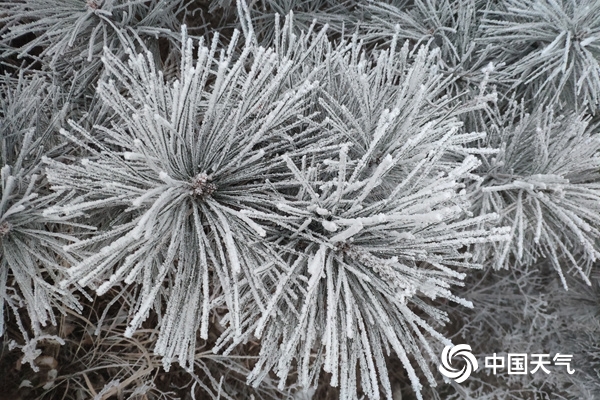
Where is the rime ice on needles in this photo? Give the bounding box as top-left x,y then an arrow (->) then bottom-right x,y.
481,0 -> 600,112
0,0 -> 188,91
6,1 -> 600,398
240,148 -> 509,400
44,26 -> 319,370
0,74 -> 81,339
363,0 -> 497,99
214,34 -> 510,400
468,102 -> 600,288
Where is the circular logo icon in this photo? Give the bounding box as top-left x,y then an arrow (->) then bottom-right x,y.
438,344 -> 478,383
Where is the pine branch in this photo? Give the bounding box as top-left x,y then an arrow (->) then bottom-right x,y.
44,25 -> 322,370
468,101 -> 600,288
0,73 -> 82,340
481,0 -> 600,113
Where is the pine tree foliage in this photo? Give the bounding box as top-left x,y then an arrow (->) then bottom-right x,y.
361,0 -> 498,99
0,0 -> 188,92
481,0 -> 600,112
467,102 -> 600,288
43,25 -> 323,371
0,74 -> 81,339
234,151 -> 508,400
2,0 -> 600,399
247,0 -> 354,45
212,22 -> 509,400
247,0 -> 500,100
446,264 -> 600,399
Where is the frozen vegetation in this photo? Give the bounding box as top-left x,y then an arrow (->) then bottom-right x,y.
0,0 -> 599,399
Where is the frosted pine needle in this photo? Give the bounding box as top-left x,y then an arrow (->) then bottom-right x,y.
44,25 -> 321,370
